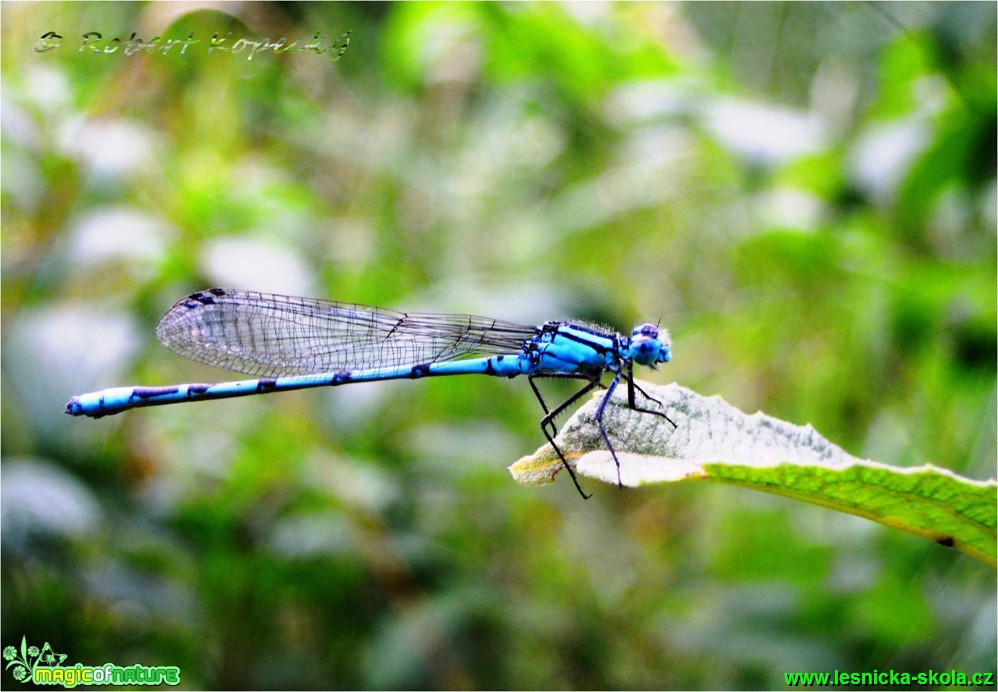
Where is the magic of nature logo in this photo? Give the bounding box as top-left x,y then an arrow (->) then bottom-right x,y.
3,636 -> 180,688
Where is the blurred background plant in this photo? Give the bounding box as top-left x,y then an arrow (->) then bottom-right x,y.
2,2 -> 995,689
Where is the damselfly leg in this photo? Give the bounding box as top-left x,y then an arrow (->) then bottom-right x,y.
626,361 -> 677,428
530,374 -> 603,499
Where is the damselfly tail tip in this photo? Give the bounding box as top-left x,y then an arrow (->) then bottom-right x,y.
65,397 -> 84,416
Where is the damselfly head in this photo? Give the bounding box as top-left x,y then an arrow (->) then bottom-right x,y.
628,323 -> 671,366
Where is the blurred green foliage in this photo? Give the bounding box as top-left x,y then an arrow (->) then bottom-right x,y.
2,2 -> 995,689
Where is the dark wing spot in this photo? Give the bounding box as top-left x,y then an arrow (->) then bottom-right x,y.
936,536 -> 955,547
186,291 -> 216,305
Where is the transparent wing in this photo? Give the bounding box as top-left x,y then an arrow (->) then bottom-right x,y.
155,288 -> 539,377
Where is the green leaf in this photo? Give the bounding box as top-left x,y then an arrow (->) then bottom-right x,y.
509,382 -> 997,566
